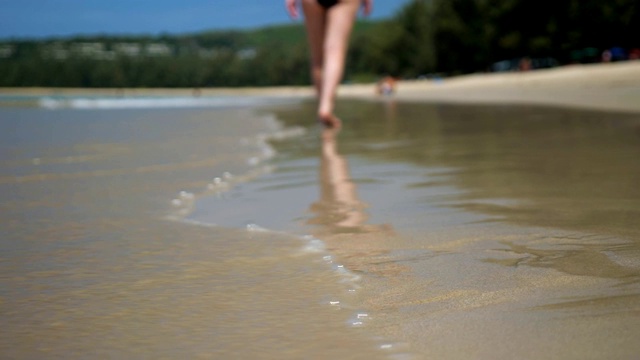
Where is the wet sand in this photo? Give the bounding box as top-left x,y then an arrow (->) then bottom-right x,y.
267,99 -> 640,359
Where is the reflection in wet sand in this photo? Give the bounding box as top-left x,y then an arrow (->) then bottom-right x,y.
309,129 -> 367,232
304,128 -> 419,352
273,99 -> 640,359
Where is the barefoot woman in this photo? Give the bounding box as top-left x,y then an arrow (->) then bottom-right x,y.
286,0 -> 372,128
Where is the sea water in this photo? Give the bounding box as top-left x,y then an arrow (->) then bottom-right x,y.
0,96 -> 392,359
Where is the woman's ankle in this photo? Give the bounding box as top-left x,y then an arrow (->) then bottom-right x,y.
318,111 -> 341,128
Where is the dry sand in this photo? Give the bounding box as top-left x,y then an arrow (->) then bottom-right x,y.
2,61 -> 639,113
343,61 -> 640,114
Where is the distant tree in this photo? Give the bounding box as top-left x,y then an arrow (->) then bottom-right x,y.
0,1 -> 638,87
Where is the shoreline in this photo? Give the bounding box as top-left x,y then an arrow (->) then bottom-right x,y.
2,61 -> 639,114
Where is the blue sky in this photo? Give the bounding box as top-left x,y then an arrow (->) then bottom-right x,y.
0,0 -> 413,39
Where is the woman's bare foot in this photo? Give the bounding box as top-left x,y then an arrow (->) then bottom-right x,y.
318,112 -> 342,129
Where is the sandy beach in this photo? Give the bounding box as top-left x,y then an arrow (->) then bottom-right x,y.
344,60 -> 640,114
3,61 -> 640,113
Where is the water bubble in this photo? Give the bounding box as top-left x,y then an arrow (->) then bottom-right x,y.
303,238 -> 326,253
171,199 -> 182,207
380,344 -> 393,350
334,264 -> 348,273
213,177 -> 222,185
348,312 -> 369,327
246,224 -> 267,232
248,157 -> 260,166
223,172 -> 233,179
179,191 -> 194,200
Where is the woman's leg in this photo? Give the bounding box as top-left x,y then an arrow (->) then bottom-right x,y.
317,0 -> 360,126
302,0 -> 359,127
301,0 -> 326,100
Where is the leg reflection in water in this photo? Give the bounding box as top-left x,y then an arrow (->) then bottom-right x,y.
308,128 -> 369,233
308,128 -> 397,277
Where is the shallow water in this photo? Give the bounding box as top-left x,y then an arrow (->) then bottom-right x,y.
263,100 -> 640,358
2,97 -> 640,359
0,104 -> 388,359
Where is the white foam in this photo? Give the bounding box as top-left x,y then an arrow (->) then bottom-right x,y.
246,223 -> 268,232
37,96 -> 289,110
301,236 -> 327,253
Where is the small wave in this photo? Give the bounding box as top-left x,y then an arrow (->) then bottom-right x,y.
37,96 -> 289,110
163,111 -> 306,225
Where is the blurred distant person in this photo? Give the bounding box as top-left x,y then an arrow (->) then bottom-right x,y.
518,57 -> 532,71
286,0 -> 372,128
376,76 -> 396,95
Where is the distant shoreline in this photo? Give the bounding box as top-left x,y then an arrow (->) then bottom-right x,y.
0,86 -> 315,98
343,61 -> 640,114
2,61 -> 639,114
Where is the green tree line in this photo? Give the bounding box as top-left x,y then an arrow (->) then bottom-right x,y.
0,0 -> 638,88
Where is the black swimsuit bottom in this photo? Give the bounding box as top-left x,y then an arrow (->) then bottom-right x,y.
317,0 -> 339,9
